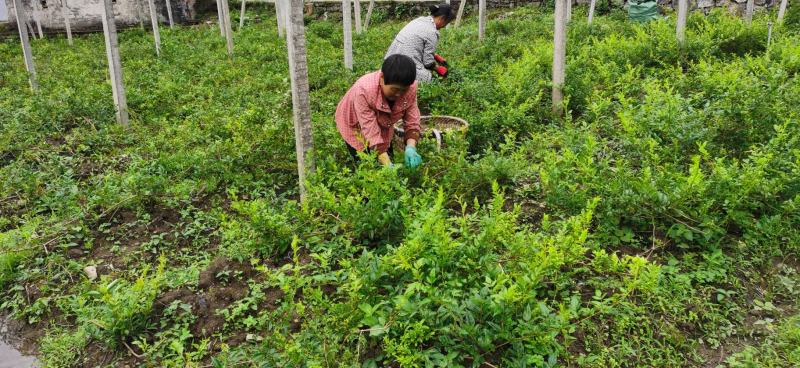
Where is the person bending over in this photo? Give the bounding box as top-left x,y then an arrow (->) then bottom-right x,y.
335,54 -> 423,168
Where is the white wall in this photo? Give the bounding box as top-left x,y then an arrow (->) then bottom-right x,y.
1,0 -> 9,22
7,0 -> 166,31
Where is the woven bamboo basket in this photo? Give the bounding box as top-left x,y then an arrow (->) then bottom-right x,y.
393,115 -> 469,151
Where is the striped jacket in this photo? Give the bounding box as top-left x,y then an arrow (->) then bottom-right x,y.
335,71 -> 421,154
385,16 -> 439,82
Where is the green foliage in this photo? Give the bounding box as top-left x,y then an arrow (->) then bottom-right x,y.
1,5 -> 799,368
39,327 -> 90,368
70,257 -> 167,342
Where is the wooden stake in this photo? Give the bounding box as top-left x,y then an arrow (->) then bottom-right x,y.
239,0 -> 246,29
284,0 -> 315,201
13,0 -> 38,91
588,0 -> 596,25
364,0 -> 374,30
147,0 -> 161,55
455,0 -> 466,27
221,0 -> 234,56
777,0 -> 788,23
552,0 -> 567,115
343,0 -> 352,69
676,0 -> 688,45
100,0 -> 129,126
745,0 -> 754,24
165,0 -> 174,28
354,0 -> 362,34
478,0 -> 486,40
61,0 -> 73,45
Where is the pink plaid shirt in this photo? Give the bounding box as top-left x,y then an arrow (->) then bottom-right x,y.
335,71 -> 421,153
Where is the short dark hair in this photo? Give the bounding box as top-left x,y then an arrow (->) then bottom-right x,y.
429,4 -> 454,21
382,54 -> 416,86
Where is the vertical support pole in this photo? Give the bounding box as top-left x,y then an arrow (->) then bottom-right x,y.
676,0 -> 688,45
13,0 -> 38,91
343,0 -> 352,69
588,0 -> 596,25
239,0 -> 246,29
165,0 -> 174,28
100,0 -> 129,126
745,0 -> 754,24
552,0 -> 567,115
455,0 -> 466,27
61,0 -> 73,45
354,0 -> 362,34
276,0 -> 285,37
218,0 -> 225,35
285,0 -> 315,201
364,0 -> 374,30
478,0 -> 486,41
221,0 -> 234,56
777,0 -> 787,23
147,0 -> 161,55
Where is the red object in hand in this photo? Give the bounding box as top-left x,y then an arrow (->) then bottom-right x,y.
434,54 -> 448,66
434,66 -> 448,77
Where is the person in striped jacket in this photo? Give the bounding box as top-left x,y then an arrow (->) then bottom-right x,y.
335,55 -> 423,168
385,4 -> 454,82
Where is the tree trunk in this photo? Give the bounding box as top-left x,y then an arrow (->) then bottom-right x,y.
478,0 -> 486,40
354,0 -> 362,34
364,0 -> 375,30
343,0 -> 353,69
285,0 -> 315,201
218,0 -> 225,35
61,0 -> 73,45
566,0 -> 572,22
588,0 -> 596,25
136,0 -> 145,30
33,1 -> 43,38
165,0 -> 174,28
13,0 -> 38,91
777,0 -> 788,23
221,0 -> 234,56
745,0 -> 754,24
455,0 -> 467,27
100,0 -> 129,126
147,0 -> 161,55
276,0 -> 285,37
239,0 -> 247,29
552,0 -> 567,115
676,0 -> 687,45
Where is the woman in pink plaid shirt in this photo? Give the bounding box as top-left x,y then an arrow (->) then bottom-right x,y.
335,55 -> 424,168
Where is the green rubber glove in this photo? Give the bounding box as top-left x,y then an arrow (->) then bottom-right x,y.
404,146 -> 422,169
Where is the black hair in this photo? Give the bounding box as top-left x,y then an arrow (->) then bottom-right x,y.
429,4 -> 454,21
381,54 -> 416,86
